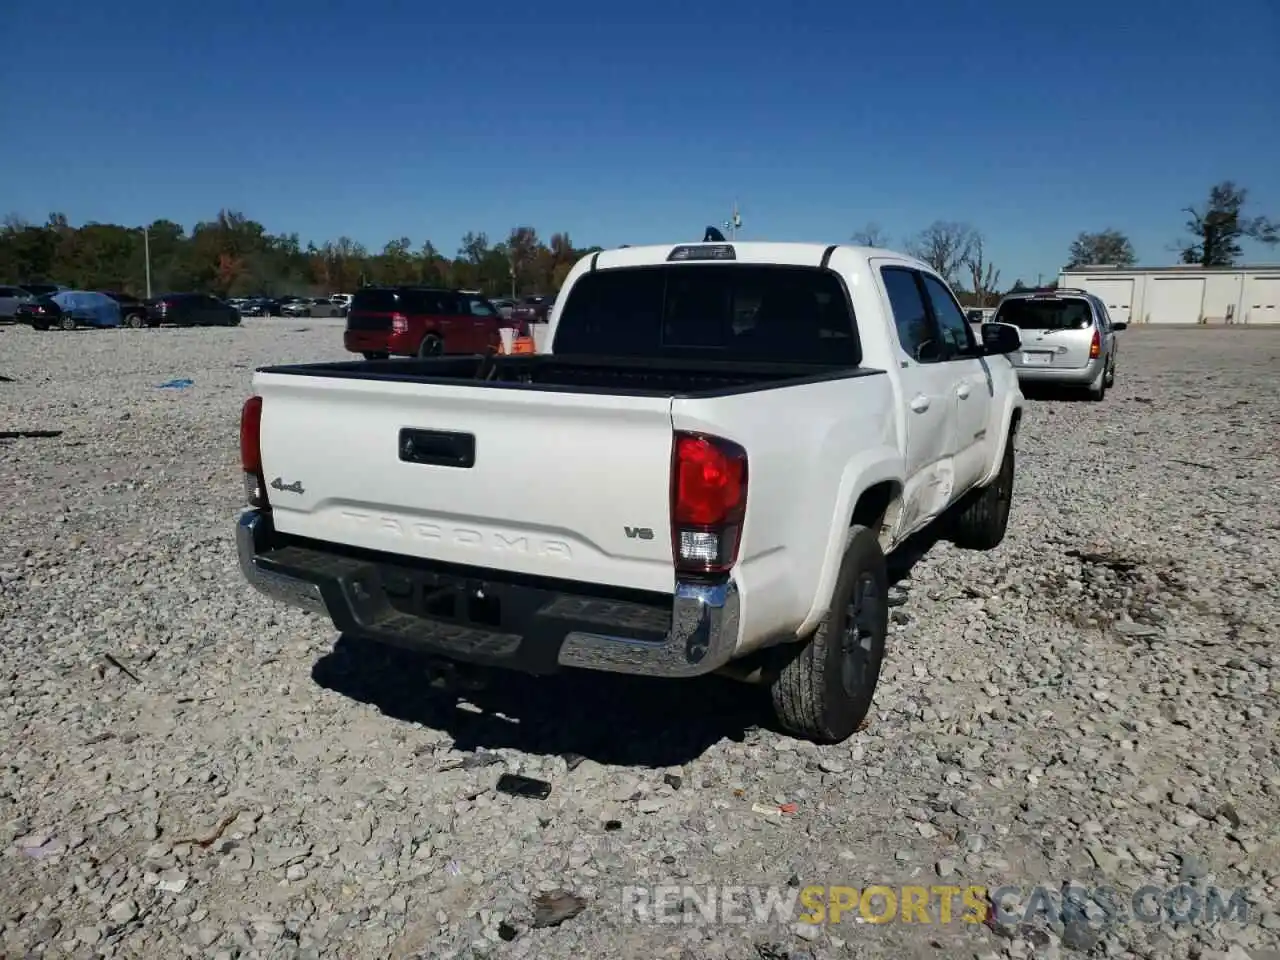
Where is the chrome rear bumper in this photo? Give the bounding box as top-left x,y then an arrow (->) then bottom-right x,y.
236,509 -> 740,678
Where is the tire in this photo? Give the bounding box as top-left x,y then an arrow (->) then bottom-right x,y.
362,351 -> 389,361
950,436 -> 1015,551
59,316 -> 76,331
417,334 -> 443,358
769,524 -> 888,744
126,312 -> 144,329
1104,359 -> 1115,388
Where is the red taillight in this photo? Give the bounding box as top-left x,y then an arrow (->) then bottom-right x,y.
240,396 -> 267,508
1089,328 -> 1101,359
671,432 -> 748,575
391,312 -> 408,333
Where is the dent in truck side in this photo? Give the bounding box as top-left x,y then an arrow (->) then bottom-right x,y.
793,252 -> 1023,642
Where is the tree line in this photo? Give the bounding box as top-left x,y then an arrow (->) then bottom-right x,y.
0,211 -> 604,299
851,180 -> 1278,304
6,180 -> 1273,304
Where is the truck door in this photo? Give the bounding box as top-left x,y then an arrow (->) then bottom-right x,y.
918,272 -> 994,495
875,264 -> 958,531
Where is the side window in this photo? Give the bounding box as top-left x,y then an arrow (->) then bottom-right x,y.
1094,299 -> 1111,333
406,290 -> 442,314
920,274 -> 977,358
0,287 -> 15,297
467,298 -> 496,317
880,267 -> 942,363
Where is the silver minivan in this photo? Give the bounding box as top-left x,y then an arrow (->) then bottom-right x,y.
991,288 -> 1125,400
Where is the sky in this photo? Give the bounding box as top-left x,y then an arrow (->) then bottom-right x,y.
2,0 -> 1278,285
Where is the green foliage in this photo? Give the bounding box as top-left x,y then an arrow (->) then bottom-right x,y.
0,210 -> 599,298
1178,181 -> 1278,267
1066,229 -> 1137,268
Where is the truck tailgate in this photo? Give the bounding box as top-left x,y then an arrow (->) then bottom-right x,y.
253,372 -> 678,593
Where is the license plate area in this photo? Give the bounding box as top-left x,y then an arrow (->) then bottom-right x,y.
1021,351 -> 1053,365
383,569 -> 501,626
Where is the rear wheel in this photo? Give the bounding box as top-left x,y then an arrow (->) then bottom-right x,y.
769,525 -> 888,744
59,316 -> 76,331
126,312 -> 145,329
417,334 -> 444,358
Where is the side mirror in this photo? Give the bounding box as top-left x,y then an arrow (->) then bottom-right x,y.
979,322 -> 1022,355
1112,321 -> 1128,331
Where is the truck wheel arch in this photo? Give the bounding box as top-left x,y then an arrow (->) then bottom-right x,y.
987,404 -> 1023,481
801,458 -> 904,636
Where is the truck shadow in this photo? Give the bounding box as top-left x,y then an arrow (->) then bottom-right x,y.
309,529 -> 944,766
887,525 -> 945,587
310,635 -> 767,767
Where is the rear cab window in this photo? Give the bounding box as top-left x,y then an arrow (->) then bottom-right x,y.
553,265 -> 860,365
996,296 -> 1095,331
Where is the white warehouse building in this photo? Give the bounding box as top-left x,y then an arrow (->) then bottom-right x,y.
1056,264 -> 1280,325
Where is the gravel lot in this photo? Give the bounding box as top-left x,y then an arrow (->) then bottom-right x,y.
1,320 -> 1278,960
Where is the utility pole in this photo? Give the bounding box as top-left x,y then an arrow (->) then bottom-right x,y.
143,226 -> 152,298
722,201 -> 742,241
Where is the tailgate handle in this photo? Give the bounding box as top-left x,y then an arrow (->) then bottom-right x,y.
399,428 -> 475,468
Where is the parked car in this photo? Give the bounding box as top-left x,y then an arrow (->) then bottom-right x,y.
990,287 -> 1124,400
489,297 -> 517,319
103,291 -> 150,328
0,285 -> 35,321
236,297 -> 279,317
342,286 -> 524,359
145,293 -> 241,327
15,296 -> 63,327
279,297 -> 341,318
510,294 -> 555,324
24,290 -> 122,330
235,238 -> 1025,743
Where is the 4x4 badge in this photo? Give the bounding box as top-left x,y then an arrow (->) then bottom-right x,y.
270,477 -> 304,495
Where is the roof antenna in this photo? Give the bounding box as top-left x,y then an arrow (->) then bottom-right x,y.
703,226 -> 726,243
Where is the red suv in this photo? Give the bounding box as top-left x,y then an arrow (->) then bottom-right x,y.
343,287 -> 525,359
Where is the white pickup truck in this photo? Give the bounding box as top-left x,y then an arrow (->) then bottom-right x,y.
236,238 -> 1025,743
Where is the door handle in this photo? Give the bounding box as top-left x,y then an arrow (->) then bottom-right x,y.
957,382 -> 971,399
910,394 -> 930,413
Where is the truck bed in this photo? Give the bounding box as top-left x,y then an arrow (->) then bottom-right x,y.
257,354 -> 883,398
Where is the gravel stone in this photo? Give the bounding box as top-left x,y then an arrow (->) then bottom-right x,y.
107,898 -> 138,924
0,322 -> 1277,958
